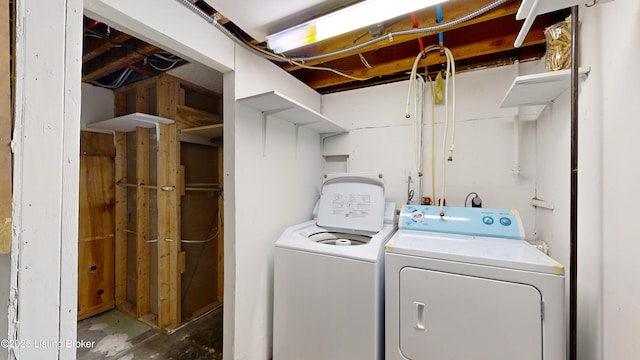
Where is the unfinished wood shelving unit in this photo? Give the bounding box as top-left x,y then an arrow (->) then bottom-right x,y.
88,74 -> 223,333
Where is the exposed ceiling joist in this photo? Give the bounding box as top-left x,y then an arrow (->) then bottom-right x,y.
81,0 -> 570,94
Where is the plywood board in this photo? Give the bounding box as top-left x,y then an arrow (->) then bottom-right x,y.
0,0 -> 12,254
179,142 -> 219,320
77,155 -> 115,319
77,238 -> 115,320
80,131 -> 116,157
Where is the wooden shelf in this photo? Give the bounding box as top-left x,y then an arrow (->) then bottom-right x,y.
238,91 -> 346,134
88,112 -> 174,132
180,124 -> 223,146
500,67 -> 590,108
185,187 -> 221,192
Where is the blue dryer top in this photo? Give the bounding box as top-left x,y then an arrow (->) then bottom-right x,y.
399,205 -> 524,240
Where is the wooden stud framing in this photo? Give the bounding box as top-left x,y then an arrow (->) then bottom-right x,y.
135,127 -> 151,317
136,86 -> 150,114
114,131 -> 128,306
156,78 -> 181,330
156,122 -> 181,330
114,92 -> 127,117
0,0 -> 12,253
108,73 -> 222,331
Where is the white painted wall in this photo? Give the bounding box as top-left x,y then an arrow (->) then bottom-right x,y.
560,2 -> 640,359
322,63 -> 541,239
80,83 -> 114,129
168,62 -> 224,94
10,0 -> 83,358
224,44 -> 325,360
0,256 -> 8,359
532,2 -> 639,359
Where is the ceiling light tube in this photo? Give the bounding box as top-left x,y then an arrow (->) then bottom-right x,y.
266,0 -> 449,53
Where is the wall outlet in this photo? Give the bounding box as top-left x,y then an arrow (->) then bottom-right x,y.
405,169 -> 415,183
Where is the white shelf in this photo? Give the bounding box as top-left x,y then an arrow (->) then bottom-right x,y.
514,0 -> 614,47
517,0 -> 581,21
530,198 -> 555,210
500,67 -> 590,108
87,112 -> 174,132
179,124 -> 223,146
238,91 -> 346,134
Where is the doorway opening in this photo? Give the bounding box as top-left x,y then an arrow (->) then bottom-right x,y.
77,14 -> 224,358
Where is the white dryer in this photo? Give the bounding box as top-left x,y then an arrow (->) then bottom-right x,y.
273,173 -> 396,360
386,205 -> 565,360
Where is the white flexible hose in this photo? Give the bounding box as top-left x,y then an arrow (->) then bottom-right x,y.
414,75 -> 424,203
405,46 -> 456,216
439,47 -> 456,216
429,76 -> 436,203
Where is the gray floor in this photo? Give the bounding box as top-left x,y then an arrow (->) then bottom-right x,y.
77,307 -> 223,360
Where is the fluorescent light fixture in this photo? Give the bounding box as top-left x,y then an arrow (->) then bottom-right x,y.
267,0 -> 449,53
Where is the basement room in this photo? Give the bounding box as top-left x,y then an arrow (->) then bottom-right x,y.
1,0 -> 638,360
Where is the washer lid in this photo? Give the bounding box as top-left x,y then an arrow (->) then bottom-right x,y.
316,174 -> 385,233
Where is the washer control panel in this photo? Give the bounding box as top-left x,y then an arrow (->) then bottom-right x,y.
399,205 -> 524,240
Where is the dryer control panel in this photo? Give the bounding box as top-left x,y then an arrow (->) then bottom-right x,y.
399,205 -> 524,240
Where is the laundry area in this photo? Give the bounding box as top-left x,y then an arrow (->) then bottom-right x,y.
3,0 -> 640,360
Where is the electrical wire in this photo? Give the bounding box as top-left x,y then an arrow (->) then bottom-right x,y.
147,59 -> 181,72
175,0 -> 508,82
83,26 -> 186,87
464,192 -> 479,207
284,0 -> 509,63
407,177 -> 414,204
90,68 -> 133,89
358,53 -> 373,69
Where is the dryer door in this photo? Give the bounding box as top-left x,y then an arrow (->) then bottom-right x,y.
399,267 -> 543,360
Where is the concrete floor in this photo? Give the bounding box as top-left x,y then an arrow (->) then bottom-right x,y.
77,307 -> 223,360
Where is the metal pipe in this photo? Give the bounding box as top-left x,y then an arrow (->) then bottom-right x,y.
569,5 -> 579,360
289,0 -> 508,63
175,0 -> 508,64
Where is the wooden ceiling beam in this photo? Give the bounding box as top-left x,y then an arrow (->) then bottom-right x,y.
300,23 -> 548,90
82,43 -> 163,83
82,30 -> 131,63
280,0 -> 520,71
127,61 -> 161,77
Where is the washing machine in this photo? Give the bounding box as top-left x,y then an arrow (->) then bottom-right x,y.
386,205 -> 565,360
273,173 -> 397,360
